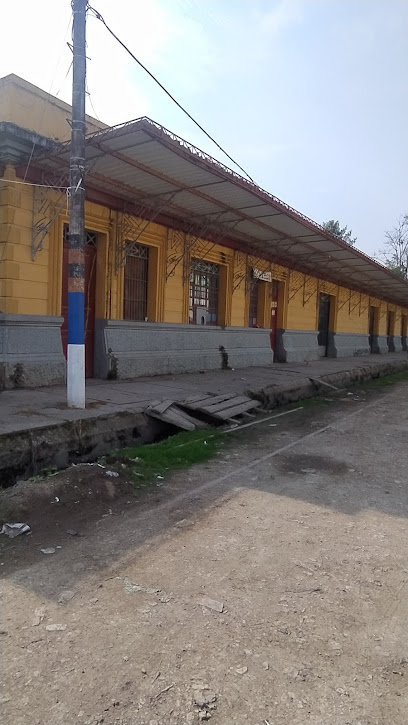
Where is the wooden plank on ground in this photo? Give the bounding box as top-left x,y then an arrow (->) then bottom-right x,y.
148,399 -> 176,415
201,395 -> 254,413
210,399 -> 261,420
183,392 -> 237,408
146,403 -> 209,431
182,394 -> 214,404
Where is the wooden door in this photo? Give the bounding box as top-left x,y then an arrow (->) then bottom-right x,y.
368,306 -> 376,352
386,311 -> 395,352
270,280 -> 279,356
318,293 -> 331,357
61,233 -> 97,377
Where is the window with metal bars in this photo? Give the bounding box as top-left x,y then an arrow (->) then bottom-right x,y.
189,259 -> 220,325
123,243 -> 149,321
249,278 -> 259,327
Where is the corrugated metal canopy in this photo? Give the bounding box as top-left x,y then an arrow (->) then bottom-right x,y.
42,116 -> 408,307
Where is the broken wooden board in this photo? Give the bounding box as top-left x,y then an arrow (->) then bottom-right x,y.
145,401 -> 209,431
181,393 -> 261,422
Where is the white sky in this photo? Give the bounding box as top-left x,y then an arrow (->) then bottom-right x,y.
1,0 -> 407,257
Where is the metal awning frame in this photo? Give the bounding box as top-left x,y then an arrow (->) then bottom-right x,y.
27,115 -> 408,308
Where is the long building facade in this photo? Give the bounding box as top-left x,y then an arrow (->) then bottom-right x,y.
0,75 -> 407,389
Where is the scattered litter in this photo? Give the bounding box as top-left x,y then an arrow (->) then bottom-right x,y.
198,711 -> 211,721
54,497 -> 60,503
105,470 -> 119,477
89,597 -> 99,604
57,590 -> 76,605
236,666 -> 248,675
157,475 -> 164,480
40,547 -> 56,555
269,423 -> 277,427
123,578 -> 170,600
67,529 -> 78,536
45,624 -> 67,631
56,545 -> 62,549
199,596 -> 224,613
0,523 -> 30,538
32,606 -> 46,626
262,661 -> 269,670
301,468 -> 317,474
152,683 -> 174,700
194,691 -> 217,711
174,519 -> 189,528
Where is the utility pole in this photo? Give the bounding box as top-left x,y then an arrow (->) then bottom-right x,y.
67,0 -> 87,408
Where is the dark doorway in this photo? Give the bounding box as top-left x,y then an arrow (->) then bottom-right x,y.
402,315 -> 408,351
317,293 -> 331,357
270,280 -> 280,357
249,278 -> 259,327
386,311 -> 395,352
61,229 -> 97,378
368,305 -> 378,353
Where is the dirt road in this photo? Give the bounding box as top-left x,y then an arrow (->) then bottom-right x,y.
1,381 -> 407,724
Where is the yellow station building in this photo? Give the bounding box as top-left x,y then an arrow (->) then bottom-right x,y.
0,75 -> 407,388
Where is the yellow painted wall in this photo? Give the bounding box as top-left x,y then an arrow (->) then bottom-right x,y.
0,74 -> 105,141
2,168 -> 408,332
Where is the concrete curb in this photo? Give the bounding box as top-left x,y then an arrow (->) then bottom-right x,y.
1,356 -> 407,487
250,357 -> 408,409
0,411 -> 163,488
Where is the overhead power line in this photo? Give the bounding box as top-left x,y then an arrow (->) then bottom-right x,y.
87,4 -> 255,183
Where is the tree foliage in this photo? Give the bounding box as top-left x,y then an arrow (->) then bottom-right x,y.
379,214 -> 408,281
322,219 -> 357,245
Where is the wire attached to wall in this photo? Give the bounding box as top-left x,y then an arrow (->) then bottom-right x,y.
87,4 -> 255,183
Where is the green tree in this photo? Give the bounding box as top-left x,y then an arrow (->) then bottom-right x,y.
322,219 -> 357,245
379,214 -> 408,280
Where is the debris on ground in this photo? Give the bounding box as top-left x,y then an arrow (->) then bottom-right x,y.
0,523 -> 30,538
199,596 -> 224,613
32,607 -> 46,626
123,578 -> 171,603
57,590 -> 76,605
236,666 -> 248,675
40,547 -> 56,555
45,624 -> 67,632
105,470 -> 119,477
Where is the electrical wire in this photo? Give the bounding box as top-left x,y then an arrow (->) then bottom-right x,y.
87,4 -> 255,183
0,178 -> 70,190
22,12 -> 73,181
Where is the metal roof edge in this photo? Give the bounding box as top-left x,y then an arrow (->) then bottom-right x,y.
85,116 -> 408,294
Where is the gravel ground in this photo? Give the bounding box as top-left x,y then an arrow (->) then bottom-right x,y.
1,381 -> 407,725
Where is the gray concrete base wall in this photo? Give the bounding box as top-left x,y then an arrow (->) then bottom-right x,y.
332,333 -> 370,358
94,320 -> 273,379
279,330 -> 405,363
377,335 -> 389,354
280,330 -> 320,363
393,336 -> 403,353
0,314 -> 66,389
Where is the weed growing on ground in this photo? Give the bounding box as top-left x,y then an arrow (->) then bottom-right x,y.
111,429 -> 221,488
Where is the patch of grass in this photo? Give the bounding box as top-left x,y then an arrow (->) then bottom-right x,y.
363,369 -> 408,388
112,429 -> 221,488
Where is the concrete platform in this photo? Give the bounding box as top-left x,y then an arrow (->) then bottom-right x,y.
1,353 -> 407,486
